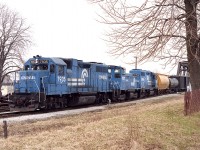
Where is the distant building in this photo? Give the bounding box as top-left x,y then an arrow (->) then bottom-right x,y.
1,75 -> 13,96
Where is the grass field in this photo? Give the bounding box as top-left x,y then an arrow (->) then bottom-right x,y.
0,94 -> 200,150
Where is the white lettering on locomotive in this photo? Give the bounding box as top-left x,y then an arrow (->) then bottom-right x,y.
21,76 -> 36,80
58,76 -> 66,83
99,75 -> 107,80
131,78 -> 136,86
147,75 -> 152,85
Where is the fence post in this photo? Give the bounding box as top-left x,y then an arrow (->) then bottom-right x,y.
3,120 -> 8,139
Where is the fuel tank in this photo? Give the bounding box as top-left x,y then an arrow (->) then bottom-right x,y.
68,95 -> 96,106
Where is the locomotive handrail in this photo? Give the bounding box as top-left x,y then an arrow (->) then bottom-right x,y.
42,76 -> 48,102
33,79 -> 40,103
110,81 -> 120,90
7,81 -> 14,102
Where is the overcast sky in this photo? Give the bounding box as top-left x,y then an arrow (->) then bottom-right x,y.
1,0 -> 177,74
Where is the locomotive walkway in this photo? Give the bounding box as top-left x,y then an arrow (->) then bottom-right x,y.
0,93 -> 183,124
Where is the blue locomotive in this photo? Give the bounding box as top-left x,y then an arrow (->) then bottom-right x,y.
9,55 -> 188,112
129,69 -> 158,97
10,55 -> 110,111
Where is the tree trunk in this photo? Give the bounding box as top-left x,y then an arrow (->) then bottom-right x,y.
184,0 -> 200,90
0,65 -> 2,97
0,69 -> 2,98
0,81 -> 2,97
0,88 -> 2,97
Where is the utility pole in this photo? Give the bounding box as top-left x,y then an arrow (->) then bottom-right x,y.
135,57 -> 137,69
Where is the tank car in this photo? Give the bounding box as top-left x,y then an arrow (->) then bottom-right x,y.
169,75 -> 189,92
156,73 -> 170,94
9,55 -> 111,111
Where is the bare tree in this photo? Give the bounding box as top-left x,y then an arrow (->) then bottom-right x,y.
0,5 -> 31,96
89,0 -> 200,91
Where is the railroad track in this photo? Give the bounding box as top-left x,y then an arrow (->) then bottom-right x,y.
0,110 -> 50,119
0,111 -> 20,118
0,103 -> 9,112
0,93 -> 183,120
0,96 -> 9,112
0,107 -> 72,119
0,102 -> 106,119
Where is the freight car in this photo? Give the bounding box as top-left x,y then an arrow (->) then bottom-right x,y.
156,73 -> 170,94
156,73 -> 188,94
169,75 -> 189,92
8,55 -> 189,112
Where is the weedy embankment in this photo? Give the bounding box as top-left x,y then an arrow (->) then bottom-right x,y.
0,94 -> 200,150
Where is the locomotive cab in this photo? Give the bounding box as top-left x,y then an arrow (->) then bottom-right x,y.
108,65 -> 127,101
108,65 -> 125,89
9,55 -> 67,111
13,56 -> 56,93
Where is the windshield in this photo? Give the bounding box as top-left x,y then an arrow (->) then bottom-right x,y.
32,65 -> 48,70
24,64 -> 48,70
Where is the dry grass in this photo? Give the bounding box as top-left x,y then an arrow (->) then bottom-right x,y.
0,94 -> 200,150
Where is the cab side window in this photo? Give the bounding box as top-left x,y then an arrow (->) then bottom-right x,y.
24,65 -> 29,70
50,64 -> 55,73
114,69 -> 121,78
58,65 -> 64,75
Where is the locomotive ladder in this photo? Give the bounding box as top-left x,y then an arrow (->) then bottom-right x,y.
111,81 -> 120,99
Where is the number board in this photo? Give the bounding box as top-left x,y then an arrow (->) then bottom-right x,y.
30,60 -> 49,64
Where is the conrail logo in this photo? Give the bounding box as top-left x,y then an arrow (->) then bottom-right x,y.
81,69 -> 88,85
67,69 -> 88,86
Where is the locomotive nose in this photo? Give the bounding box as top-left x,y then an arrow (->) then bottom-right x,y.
18,71 -> 49,93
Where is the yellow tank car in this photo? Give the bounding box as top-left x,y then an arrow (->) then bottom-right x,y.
156,73 -> 170,90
